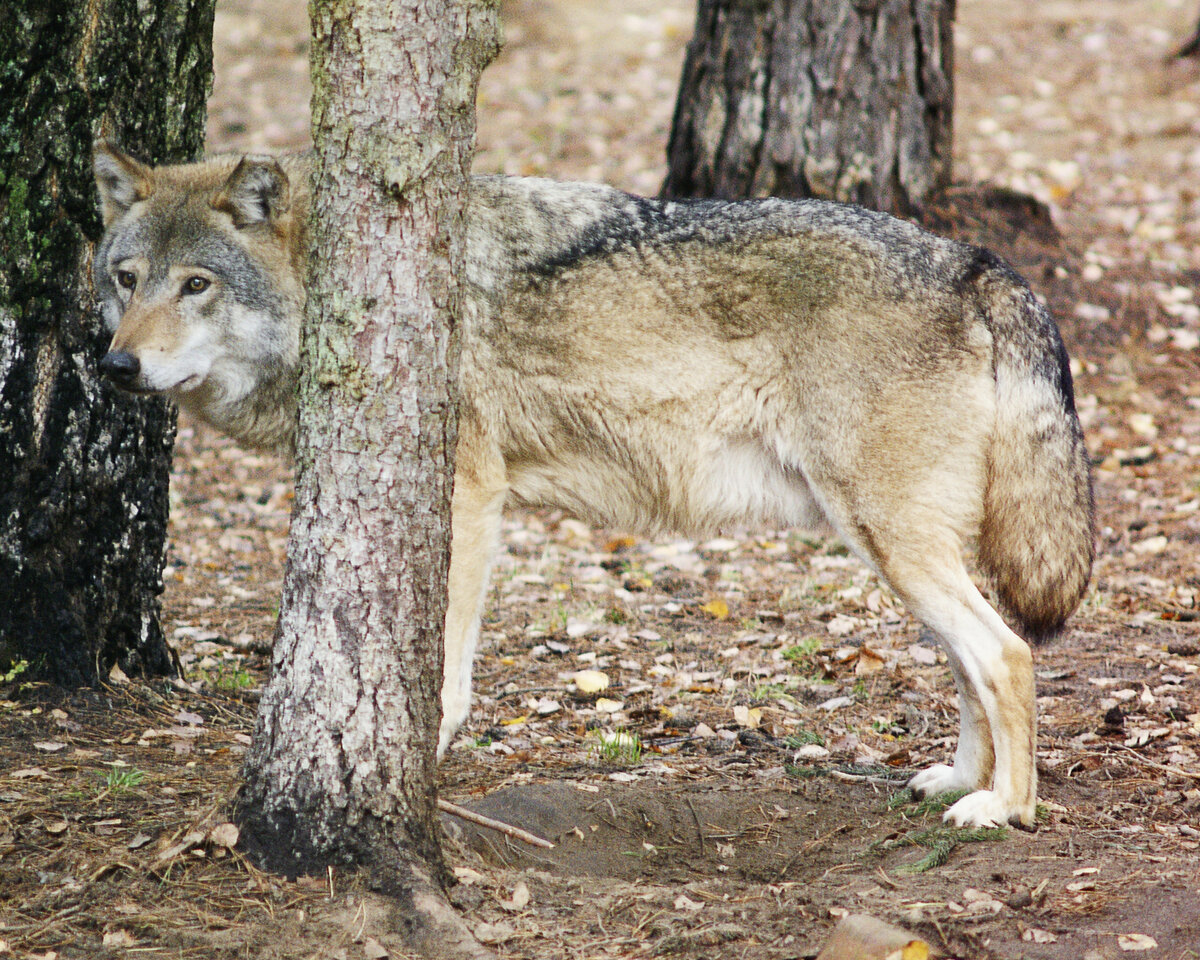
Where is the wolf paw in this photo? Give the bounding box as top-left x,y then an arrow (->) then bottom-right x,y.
942,789 -> 1033,830
436,715 -> 460,760
908,763 -> 972,798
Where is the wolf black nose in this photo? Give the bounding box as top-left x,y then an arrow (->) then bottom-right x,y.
100,350 -> 140,385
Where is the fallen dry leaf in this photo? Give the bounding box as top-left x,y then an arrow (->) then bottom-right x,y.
604,535 -> 637,552
700,598 -> 730,620
152,830 -> 206,865
572,669 -> 610,693
501,880 -> 531,911
816,913 -> 929,960
208,822 -> 239,848
733,705 -> 762,728
908,644 -> 938,665
1128,412 -> 1157,438
855,647 -> 886,676
826,614 -> 859,637
473,921 -> 515,945
1118,933 -> 1158,951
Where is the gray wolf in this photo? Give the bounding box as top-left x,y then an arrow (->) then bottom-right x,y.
92,141 -> 1094,830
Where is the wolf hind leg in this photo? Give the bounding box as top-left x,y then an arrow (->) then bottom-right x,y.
819,497 -> 1037,829
891,562 -> 1037,828
439,452 -> 507,758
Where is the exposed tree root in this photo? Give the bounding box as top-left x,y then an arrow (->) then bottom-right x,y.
389,861 -> 497,960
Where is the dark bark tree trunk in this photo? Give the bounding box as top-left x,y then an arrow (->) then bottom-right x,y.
662,0 -> 955,217
0,0 -> 214,683
237,0 -> 499,954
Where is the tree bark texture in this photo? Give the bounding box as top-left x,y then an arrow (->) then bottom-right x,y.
0,0 -> 214,683
238,0 -> 500,887
663,0 -> 955,216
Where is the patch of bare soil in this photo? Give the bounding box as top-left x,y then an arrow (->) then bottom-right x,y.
4,1 -> 1200,958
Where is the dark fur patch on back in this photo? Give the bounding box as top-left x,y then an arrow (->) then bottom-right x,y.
524,194 -> 714,276
964,244 -> 1077,417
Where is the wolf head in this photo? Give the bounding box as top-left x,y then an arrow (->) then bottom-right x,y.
92,142 -> 306,450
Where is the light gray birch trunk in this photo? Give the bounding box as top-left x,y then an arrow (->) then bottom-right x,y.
662,0 -> 955,217
237,0 -> 499,953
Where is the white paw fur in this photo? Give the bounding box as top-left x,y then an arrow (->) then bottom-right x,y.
908,763 -> 973,798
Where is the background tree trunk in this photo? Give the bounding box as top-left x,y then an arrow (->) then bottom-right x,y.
662,0 -> 955,217
0,0 -> 214,683
237,0 -> 498,949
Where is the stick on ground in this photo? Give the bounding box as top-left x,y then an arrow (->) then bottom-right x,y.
438,798 -> 556,849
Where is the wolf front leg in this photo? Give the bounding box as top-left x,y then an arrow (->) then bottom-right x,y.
438,447 -> 508,758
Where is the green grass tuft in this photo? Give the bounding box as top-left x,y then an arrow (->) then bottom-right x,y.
102,767 -> 146,795
878,824 -> 1008,874
591,728 -> 643,765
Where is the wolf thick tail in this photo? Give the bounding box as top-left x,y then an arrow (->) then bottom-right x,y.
970,250 -> 1095,644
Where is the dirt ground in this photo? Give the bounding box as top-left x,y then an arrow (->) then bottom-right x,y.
4,0 -> 1200,957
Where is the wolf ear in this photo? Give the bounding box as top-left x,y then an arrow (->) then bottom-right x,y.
93,141 -> 154,226
212,156 -> 291,228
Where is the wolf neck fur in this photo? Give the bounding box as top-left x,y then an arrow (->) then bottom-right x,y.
182,360 -> 300,457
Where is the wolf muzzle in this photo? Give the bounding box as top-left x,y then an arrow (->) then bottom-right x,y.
99,350 -> 141,389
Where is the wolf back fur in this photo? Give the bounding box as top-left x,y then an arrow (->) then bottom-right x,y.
93,143 -> 1094,829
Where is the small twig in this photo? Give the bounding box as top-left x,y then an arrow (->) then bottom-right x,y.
1112,745 -> 1200,782
438,798 -> 555,849
827,768 -> 906,787
491,685 -> 560,700
685,795 -> 706,853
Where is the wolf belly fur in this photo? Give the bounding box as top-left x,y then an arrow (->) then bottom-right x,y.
93,143 -> 1094,829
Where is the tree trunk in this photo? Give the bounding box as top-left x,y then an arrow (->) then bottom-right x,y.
237,0 -> 499,952
662,0 -> 955,217
0,0 -> 214,683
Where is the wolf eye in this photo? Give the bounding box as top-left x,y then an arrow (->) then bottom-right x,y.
116,270 -> 137,291
183,276 -> 210,295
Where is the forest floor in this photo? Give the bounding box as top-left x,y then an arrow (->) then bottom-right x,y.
4,0 -> 1200,957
